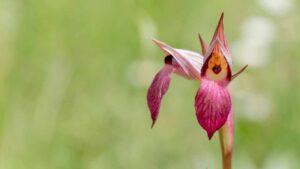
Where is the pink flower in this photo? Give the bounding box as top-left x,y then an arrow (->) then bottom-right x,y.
147,13 -> 247,139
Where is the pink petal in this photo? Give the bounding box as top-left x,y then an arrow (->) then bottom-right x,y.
194,78 -> 232,139
147,65 -> 174,127
153,39 -> 203,80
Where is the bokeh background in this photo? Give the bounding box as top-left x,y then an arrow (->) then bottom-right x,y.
0,0 -> 299,168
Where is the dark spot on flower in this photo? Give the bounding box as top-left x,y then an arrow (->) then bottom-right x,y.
212,65 -> 222,74
164,55 -> 173,64
164,55 -> 180,68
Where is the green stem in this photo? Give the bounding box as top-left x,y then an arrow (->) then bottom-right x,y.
219,111 -> 233,169
219,128 -> 232,169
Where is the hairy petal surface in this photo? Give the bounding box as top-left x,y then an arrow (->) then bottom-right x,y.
153,39 -> 203,80
147,65 -> 174,127
195,78 -> 232,139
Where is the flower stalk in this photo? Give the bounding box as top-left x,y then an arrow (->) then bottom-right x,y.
219,111 -> 233,169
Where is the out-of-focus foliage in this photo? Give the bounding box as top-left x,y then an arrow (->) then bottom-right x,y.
0,0 -> 299,168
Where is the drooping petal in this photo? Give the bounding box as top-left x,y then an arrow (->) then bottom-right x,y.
153,39 -> 203,80
195,78 -> 232,139
147,65 -> 174,127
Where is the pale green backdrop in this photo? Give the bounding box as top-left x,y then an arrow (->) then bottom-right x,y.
0,0 -> 299,168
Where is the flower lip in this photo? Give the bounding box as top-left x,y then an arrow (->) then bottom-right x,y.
195,78 -> 232,139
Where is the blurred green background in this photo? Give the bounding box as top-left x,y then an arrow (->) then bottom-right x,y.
0,0 -> 299,168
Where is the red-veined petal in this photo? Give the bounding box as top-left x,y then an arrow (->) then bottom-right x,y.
195,78 -> 232,139
147,65 -> 174,127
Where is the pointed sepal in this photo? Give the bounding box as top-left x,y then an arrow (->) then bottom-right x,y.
204,13 -> 232,70
231,65 -> 248,80
210,12 -> 229,51
198,33 -> 207,55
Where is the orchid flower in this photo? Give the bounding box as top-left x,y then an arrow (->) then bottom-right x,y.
147,13 -> 247,169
